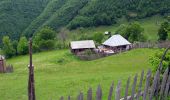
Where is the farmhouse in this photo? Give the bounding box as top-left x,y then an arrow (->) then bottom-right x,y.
70,40 -> 96,54
102,34 -> 132,52
0,55 -> 5,73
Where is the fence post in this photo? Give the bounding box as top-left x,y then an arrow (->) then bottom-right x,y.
131,74 -> 138,100
108,82 -> 114,100
160,68 -> 169,100
164,71 -> 170,100
60,96 -> 64,100
68,96 -> 71,100
115,81 -> 121,100
87,87 -> 92,100
77,92 -> 83,100
150,70 -> 160,100
143,69 -> 151,100
124,77 -> 130,100
28,38 -> 36,100
96,85 -> 102,100
136,70 -> 144,100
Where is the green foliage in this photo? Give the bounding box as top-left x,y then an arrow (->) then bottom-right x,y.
149,49 -> 170,74
78,33 -> 93,40
92,32 -> 104,44
17,37 -> 28,55
12,40 -> 18,55
116,22 -> 145,42
1,0 -> 169,39
158,21 -> 169,41
0,0 -> 49,42
2,36 -> 15,58
34,27 -> 56,51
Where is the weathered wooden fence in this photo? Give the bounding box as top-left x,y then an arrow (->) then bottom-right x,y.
133,41 -> 170,49
58,67 -> 170,100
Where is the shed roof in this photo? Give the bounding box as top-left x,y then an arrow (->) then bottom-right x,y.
102,34 -> 131,47
70,40 -> 96,49
0,55 -> 5,60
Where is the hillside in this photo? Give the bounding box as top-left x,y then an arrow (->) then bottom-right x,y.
0,0 -> 169,39
0,48 -> 156,99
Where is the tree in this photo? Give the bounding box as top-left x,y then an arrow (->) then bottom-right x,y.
92,32 -> 104,44
17,37 -> 28,55
12,40 -> 18,55
34,27 -> 56,51
116,22 -> 145,42
2,36 -> 15,58
158,21 -> 169,41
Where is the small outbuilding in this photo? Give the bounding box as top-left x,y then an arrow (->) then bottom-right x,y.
102,34 -> 132,52
0,55 -> 5,73
70,40 -> 96,54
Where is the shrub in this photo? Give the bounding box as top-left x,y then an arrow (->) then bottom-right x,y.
17,37 -> 28,55
2,36 -> 15,58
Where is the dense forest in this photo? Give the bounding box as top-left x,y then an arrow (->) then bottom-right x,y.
0,0 -> 170,45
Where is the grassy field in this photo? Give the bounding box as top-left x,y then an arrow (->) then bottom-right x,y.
71,15 -> 166,41
0,48 -> 157,100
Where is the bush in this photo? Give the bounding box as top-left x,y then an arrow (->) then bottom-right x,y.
34,26 -> 56,51
158,21 -> 169,41
17,37 -> 28,55
2,36 -> 15,58
149,49 -> 170,74
92,32 -> 104,44
116,22 -> 145,42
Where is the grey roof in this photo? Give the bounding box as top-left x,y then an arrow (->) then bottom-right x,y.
0,55 -> 5,60
70,40 -> 96,49
103,34 -> 131,47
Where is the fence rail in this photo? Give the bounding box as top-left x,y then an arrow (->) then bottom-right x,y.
132,41 -> 170,49
58,67 -> 170,100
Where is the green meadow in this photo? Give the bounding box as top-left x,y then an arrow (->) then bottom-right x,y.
0,48 -> 157,100
71,15 -> 165,41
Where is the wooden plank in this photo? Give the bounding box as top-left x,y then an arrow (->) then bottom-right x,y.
164,70 -> 170,100
124,77 -> 130,100
131,74 -> 138,100
108,82 -> 114,100
68,96 -> 71,100
77,92 -> 83,100
143,69 -> 151,100
160,68 -> 169,100
60,96 -> 64,100
87,87 -> 92,100
96,85 -> 102,100
136,70 -> 144,100
115,80 -> 121,100
149,70 -> 160,100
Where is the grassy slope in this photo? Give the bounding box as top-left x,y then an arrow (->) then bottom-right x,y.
71,15 -> 166,41
0,48 -> 156,100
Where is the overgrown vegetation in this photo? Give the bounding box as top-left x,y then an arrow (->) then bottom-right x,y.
149,49 -> 170,74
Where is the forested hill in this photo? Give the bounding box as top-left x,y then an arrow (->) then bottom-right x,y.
0,0 -> 170,39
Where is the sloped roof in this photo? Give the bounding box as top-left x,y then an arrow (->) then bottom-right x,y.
103,34 -> 131,47
0,55 -> 5,60
70,40 -> 96,49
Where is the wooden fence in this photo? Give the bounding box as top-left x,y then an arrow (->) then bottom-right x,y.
58,67 -> 170,100
133,41 -> 170,49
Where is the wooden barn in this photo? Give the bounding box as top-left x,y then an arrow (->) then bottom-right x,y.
102,34 -> 132,52
70,40 -> 96,54
0,55 -> 5,73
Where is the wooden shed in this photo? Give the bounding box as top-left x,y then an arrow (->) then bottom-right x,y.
70,40 -> 96,54
102,34 -> 132,52
0,55 -> 5,73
